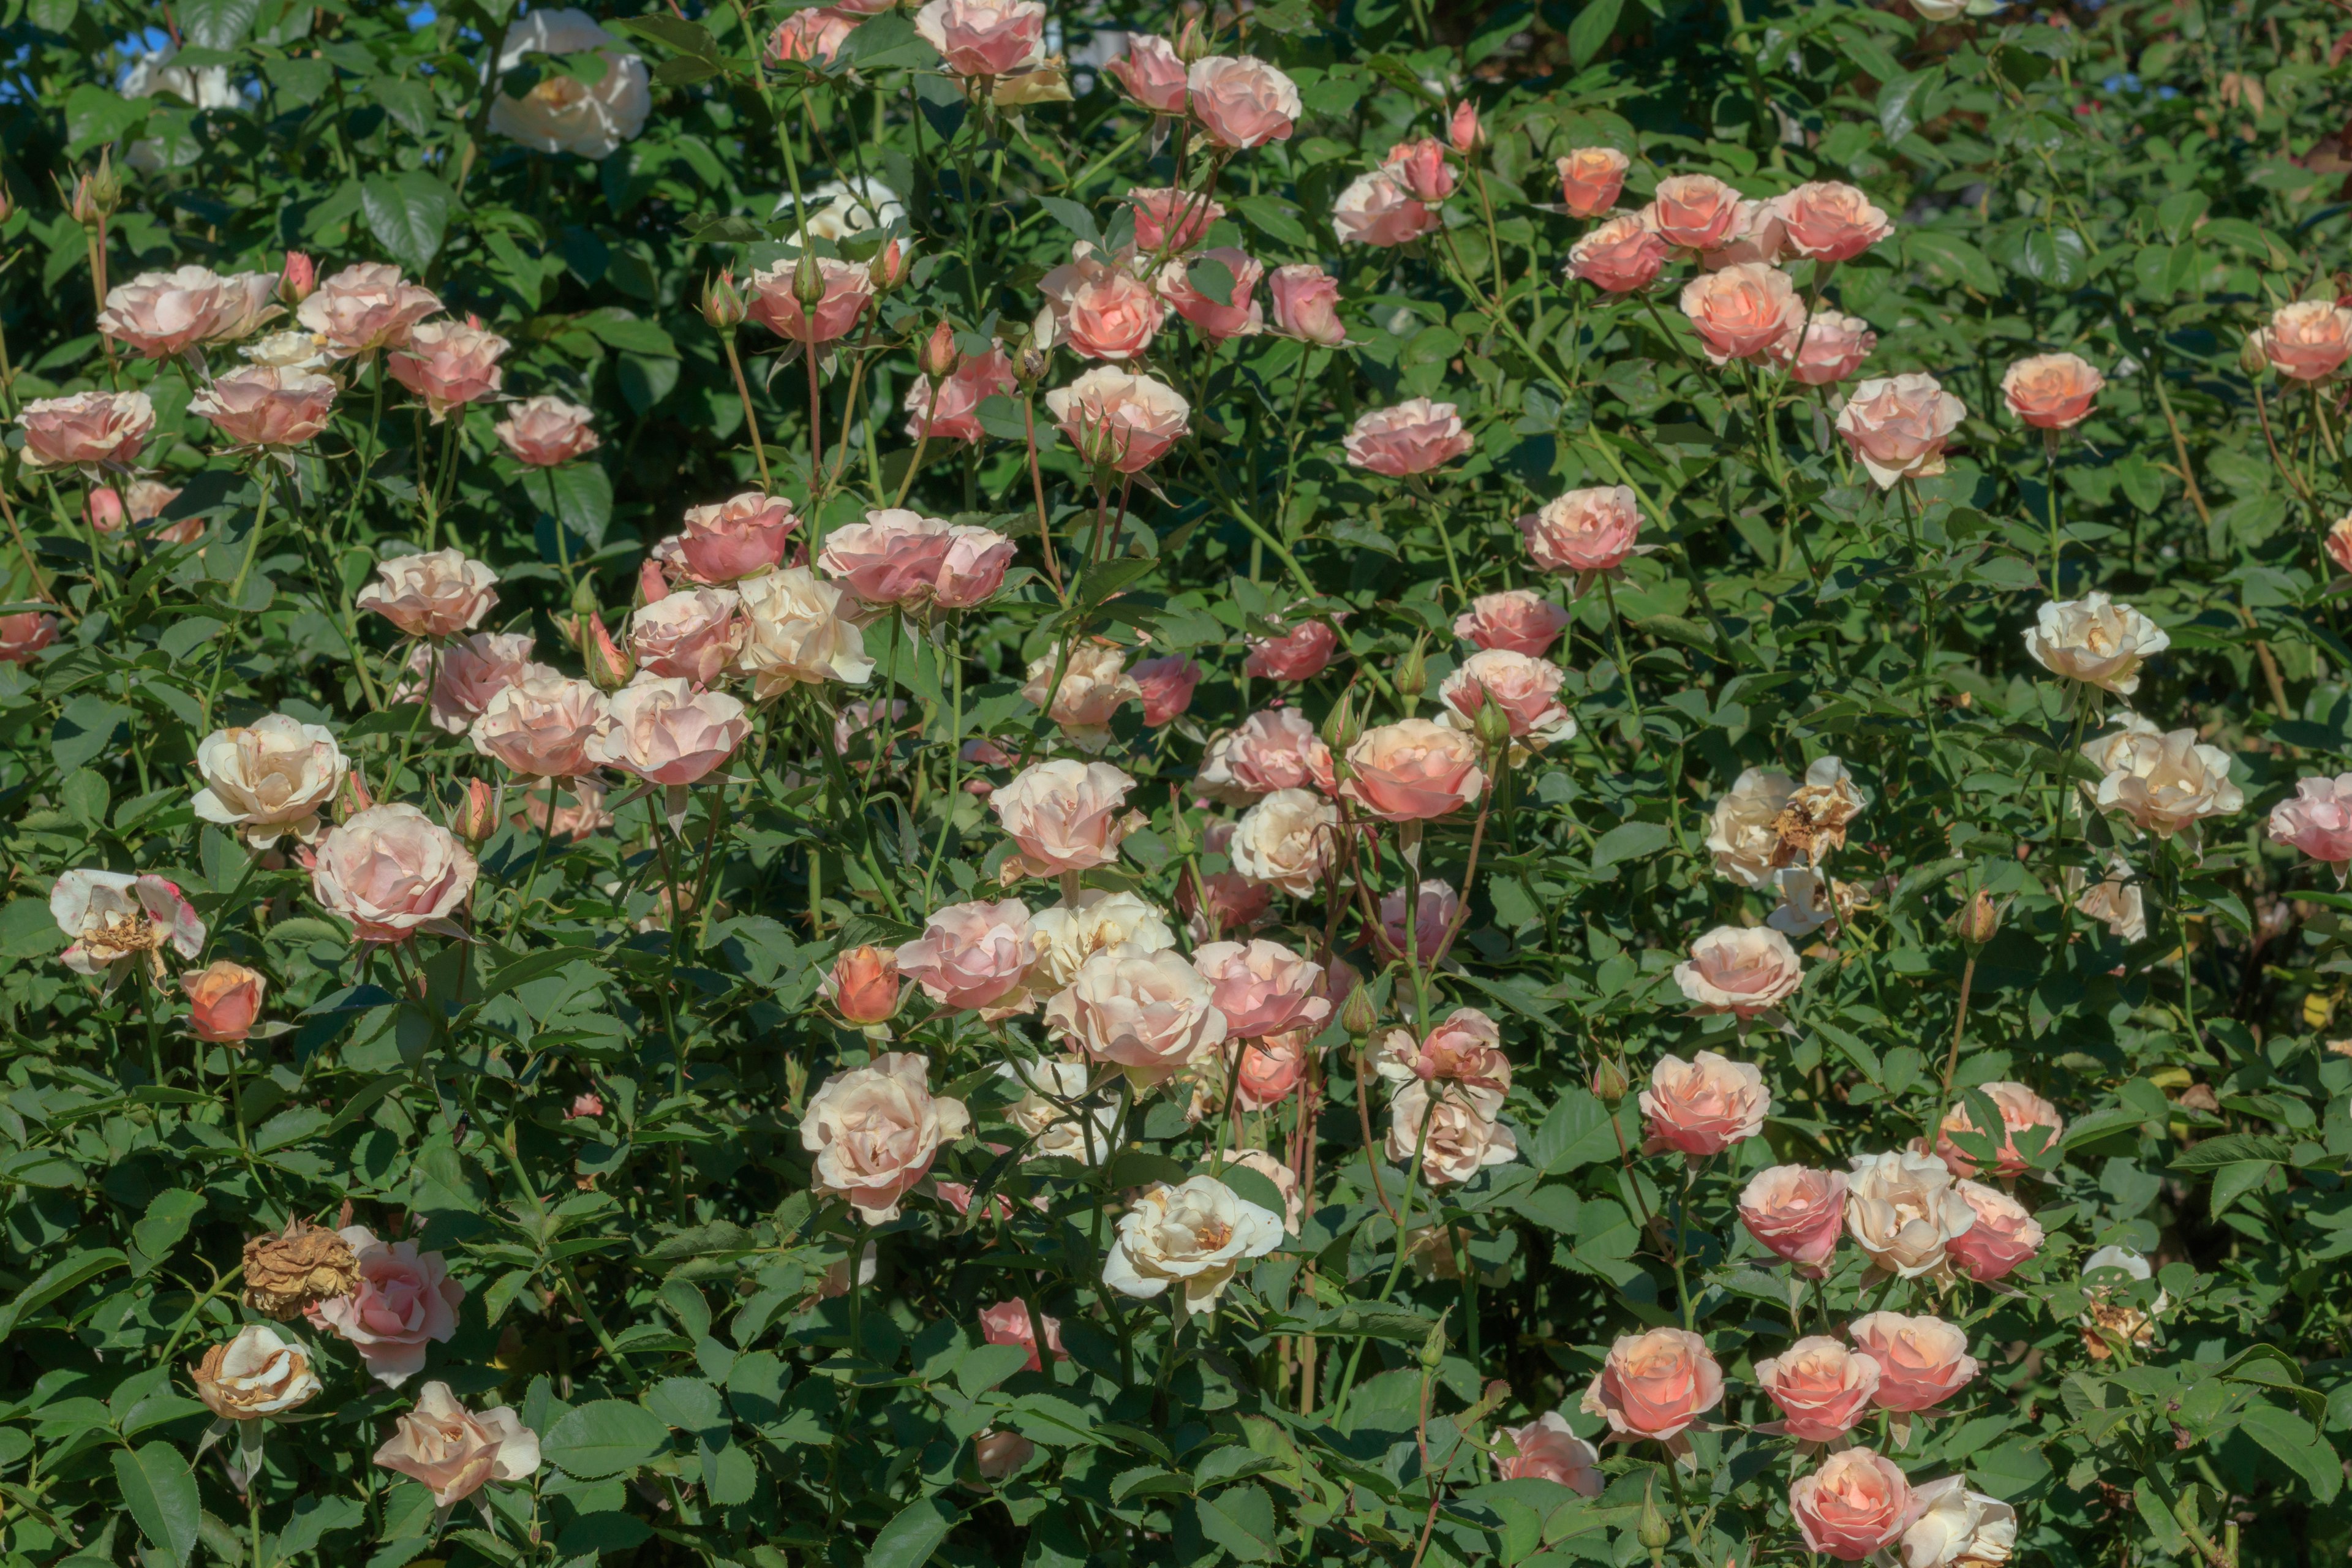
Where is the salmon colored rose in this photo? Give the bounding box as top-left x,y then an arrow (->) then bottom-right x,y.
1106,34 -> 1187,113
2002,351 -> 2105,429
1944,1180 -> 2045,1283
494,396 -> 600,466
1645,173 -> 1743,250
1268,263 -> 1347,345
1454,590 -> 1568,657
804,1052 -> 971,1222
2257,298 -> 2352,382
1343,399 -> 1473,476
1581,1326 -> 1723,1443
1039,244 -> 1166,362
1739,1164 -> 1847,1275
1771,311 -> 1876,385
307,1225 -> 465,1387
747,256 -> 873,345
1641,1050 -> 1770,1156
1341,718 -> 1486,821
357,549 -> 499,639
1131,655 -> 1202,726
895,899 -> 1035,1011
1186,56 -> 1301,148
372,1382 -> 539,1507
1189,937 -> 1328,1039
1773,181 -> 1894,261
1244,619 -> 1339,682
1680,262 -> 1806,363
1790,1449 -> 1917,1561
1755,1336 -> 1881,1442
824,946 -> 902,1024
1496,1412 -> 1602,1494
1932,1080 -> 2063,1178
181,959 -> 266,1044
992,759 -> 1141,878
1129,188 -> 1224,254
1672,925 -> 1803,1017
1556,148 -> 1630,217
311,805 -> 478,944
1834,373 -> 1967,489
1848,1311 -> 1979,1412
1046,368 -> 1191,472
18,390 -> 154,469
1569,214 -> 1668,293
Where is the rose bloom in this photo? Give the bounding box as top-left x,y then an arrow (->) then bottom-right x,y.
358,549 -> 499,639
97,266 -> 233,358
2328,510 -> 2352,576
978,1300 -> 1066,1373
311,805 -> 478,944
1902,1480 -> 2018,1568
1740,1165 -> 1848,1275
747,255 -> 874,345
1186,56 -> 1301,148
182,959 -> 266,1043
1129,188 -> 1225,255
1374,1007 -> 1510,1106
401,633 -> 551,734
674,491 -> 798,585
191,713 -> 347,848
803,1051 -> 971,1223
895,899 -> 1034,1011
492,395 -> 600,466
1581,1327 -> 1723,1443
1178,865 -> 1275,943
1945,1180 -> 2045,1283
1344,399 -> 1473,477
2002,352 -> 2105,429
1697,199 -> 1787,270
1106,34 -> 1187,113
904,346 -> 1017,443
386,318 -> 508,421
1235,1035 -> 1308,1109
1496,1413 -> 1601,1495
1775,181 -> 1894,261
1333,170 -> 1438,247
470,675 -> 607,778
0,611 -> 56,665
1439,649 -> 1577,745
1158,247 -> 1265,341
1104,1176 -> 1283,1310
1455,590 -> 1568,657
1045,368 -> 1191,472
993,758 -> 1140,878
1028,890 -> 1175,998
1191,938 -> 1329,1039
1845,1150 -> 1977,1280
1022,641 -> 1142,751
630,587 -> 745,688
997,1057 -> 1120,1163
567,1093 -> 602,1120
1131,655 -> 1202,726
1231,788 -> 1340,897
820,508 -> 954,606
736,566 -> 875,694
1521,485 -> 1643,576
1343,718 -> 1486,822
2257,299 -> 2352,382
2086,720 -> 2244,839
372,1382 -> 540,1509
1374,878 -> 1460,965
1641,1050 -> 1770,1156
1791,1449 -> 1915,1562
1387,1080 -> 1517,1185
191,1324 -> 321,1420
1569,213 -> 1669,293
1755,1338 -> 1880,1443
768,6 -> 858,64
1223,707 -> 1335,795
1850,1311 -> 1980,1412
296,262 -> 442,356
1680,263 -> 1806,363
189,364 -> 336,448
823,946 -> 901,1026
18,390 -> 154,469
2023,591 -> 2168,695
1046,948 -> 1228,1087
484,6 -> 649,154
913,0 -> 1043,76
2270,774 -> 2352,880
1645,174 -> 1743,249
1771,311 -> 1877,385
1244,619 -> 1339,683
585,674 -> 750,787
1038,244 -> 1166,362
1556,148 -> 1630,217
88,478 -> 183,535
1933,1080 -> 2064,1178
1383,138 -> 1455,203
52,869 -> 206,985
308,1225 -> 464,1386
1673,925 -> 1803,1017
1836,373 -> 1967,489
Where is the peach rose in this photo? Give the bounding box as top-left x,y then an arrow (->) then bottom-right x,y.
1521,484 -> 1642,575
1836,373 -> 1967,488
1386,1079 -> 1517,1185
51,869 -> 205,984
1343,398 -> 1472,477
400,632 -> 551,734
1231,788 -> 1340,897
1107,34 -> 1188,113
767,6 -> 858,64
1439,649 -> 1576,746
18,390 -> 154,469
1223,707 -> 1335,795
97,266 -> 235,358
823,946 -> 901,1025
470,674 -> 606,778
1186,56 -> 1301,148
1333,170 -> 1438,247
1026,889 -> 1174,995
820,508 -> 956,606
674,491 -> 797,585
386,318 -> 508,421
1268,263 -> 1347,345
747,255 -> 873,345
0,611 -> 56,665
1046,947 -> 1228,1086
190,712 -> 347,848
1790,1449 -> 1916,1561
1569,214 -> 1670,293
2022,591 -> 2168,695
296,262 -> 442,356
630,587 -> 745,688
804,1051 -> 971,1222
904,347 -> 1017,443
1739,1164 -> 1847,1275
1191,938 -> 1328,1039
2258,299 -> 2352,382
913,0 -> 1044,76
358,549 -> 499,639
311,805 -> 478,943
1849,1311 -> 1979,1412
1046,367 -> 1191,472
514,778 -> 614,843
1131,655 -> 1202,726
1235,1035 -> 1308,1109
1756,1337 -> 1881,1442
1845,1150 -> 1976,1279
584,674 -> 749,788
181,960 -> 266,1043
2002,352 -> 2105,429
307,1225 -> 464,1385
1699,199 -> 1787,270
1496,1413 -> 1602,1494
1022,641 -> 1142,751
2084,717 -> 2243,839
737,566 -> 875,693
1772,311 -> 1876,385
1373,1007 -> 1509,1106
2269,774 -> 2352,878
1558,148 -> 1630,217
895,899 -> 1035,1011
1932,1080 -> 2063,1178
1673,925 -> 1803,1017
1944,1180 -> 2045,1283
372,1382 -> 540,1507
978,1300 -> 1066,1372
2329,510 -> 2352,575
992,758 -> 1140,878
1774,181 -> 1894,262
1680,262 -> 1806,363
1382,138 -> 1455,203
1646,174 -> 1743,249
1343,718 -> 1486,821
1641,1050 -> 1770,1156
1129,188 -> 1224,254
1581,1326 -> 1723,1442
1374,878 -> 1459,965
1455,590 -> 1568,657
1244,619 -> 1339,682
191,1323 -> 321,1419
1158,246 -> 1265,341
1039,244 -> 1166,362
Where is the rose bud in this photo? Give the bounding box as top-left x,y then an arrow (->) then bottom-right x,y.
700,270 -> 747,333
451,778 -> 500,845
582,611 -> 634,692
181,960 -> 267,1044
1449,100 -> 1483,154
278,251 -> 317,307
922,320 -> 962,379
824,945 -> 902,1025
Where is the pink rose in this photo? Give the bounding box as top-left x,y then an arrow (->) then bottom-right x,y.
1186,56 -> 1301,148
1679,262 -> 1807,363
1129,188 -> 1224,255
1849,1312 -> 1978,1412
913,0 -> 1044,77
1158,246 -> 1265,341
1556,148 -> 1630,217
992,759 -> 1140,878
1374,878 -> 1460,965
1448,100 -> 1482,154
469,675 -> 606,778
1520,484 -> 1641,575
630,588 -> 746,688
1343,399 -> 1473,477
1645,174 -> 1743,250
1945,1180 -> 2045,1283
1569,214 -> 1669,293
1106,34 -> 1188,114
934,524 -> 1017,609
399,632 -> 552,734
1268,263 -> 1347,345
677,492 -> 799,585
1640,1050 -> 1770,1156
311,805 -> 478,943
386,318 -> 508,421
1790,1449 -> 1916,1561
1190,937 -> 1329,1039
747,256 -> 873,345
1700,200 -> 1788,270
1333,170 -> 1438,247
51,870 -> 205,982
2002,352 -> 2106,429
0,612 -> 56,665
1373,1006 -> 1509,1102
1771,311 -> 1876,385
1739,1164 -> 1847,1275
1021,642 -> 1141,750
818,508 -> 956,605
190,366 -> 338,447
372,1382 -> 539,1508
1235,1035 -> 1308,1108
978,1301 -> 1066,1372
1755,1337 -> 1880,1442
358,549 -> 499,639
1496,1413 -> 1601,1494
1580,1327 -> 1723,1442
1244,619 -> 1339,682
1341,719 -> 1485,822
584,674 -> 750,788
98,266 -> 235,358
18,390 -> 154,469
307,1225 -> 465,1386
1382,138 -> 1456,203
803,1052 -> 971,1223
1774,181 -> 1894,262
1039,246 -> 1166,361
1673,924 -> 1804,1017
1131,655 -> 1202,726
567,1093 -> 604,1120
768,6 -> 858,64
1932,1080 -> 2063,1178
1177,865 -> 1274,943
1044,368 -> 1191,472
904,346 -> 1017,443
494,396 -> 601,466
895,899 -> 1035,1011
296,262 -> 443,356
1455,590 -> 1568,657
1836,373 -> 1967,489
1224,707 -> 1336,794
1045,948 -> 1227,1087
2270,774 -> 2352,878
2258,300 -> 2352,382
1438,649 -> 1574,742
181,960 -> 264,1044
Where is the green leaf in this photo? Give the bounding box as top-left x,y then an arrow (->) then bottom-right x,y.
0,897 -> 67,962
1589,820 -> 1670,870
362,172 -> 454,272
609,15 -> 722,58
543,1399 -> 672,1477
112,1442 -> 201,1567
1038,197 -> 1101,249
64,86 -> 149,156
2235,1403 -> 2342,1502
0,1248 -> 127,1338
836,12 -> 937,72
865,1493 -> 960,1568
178,0 -> 260,48
2169,1133 -> 2295,1171
1229,195 -> 1311,250
1567,0 -> 1624,67
129,1191 -> 206,1276
52,695 -> 132,775
642,1377 -> 725,1433
1194,1485 -> 1278,1562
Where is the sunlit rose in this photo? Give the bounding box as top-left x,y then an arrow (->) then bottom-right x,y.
1580,1327 -> 1722,1444
1774,181 -> 1894,262
1844,1150 -> 1975,1280
913,0 -> 1044,77
737,566 -> 875,693
296,262 -> 442,356
804,1052 -> 971,1223
2002,351 -> 2105,429
485,9 -> 650,160
1129,188 -> 1224,254
1569,214 -> 1668,293
1740,1164 -> 1847,1276
358,549 -> 499,639
1104,1176 -> 1282,1309
1046,367 -> 1191,472
1039,244 -> 1166,362
191,714 -> 347,848
1047,948 -> 1228,1087
1454,590 -> 1568,657
1848,1311 -> 1979,1412
747,256 -> 873,345
1755,1338 -> 1879,1442
372,1382 -> 539,1508
1186,56 -> 1301,148
1343,398 -> 1472,476
386,318 -> 508,421
1790,1449 -> 1914,1561
311,805 -> 477,944
1386,1080 -> 1517,1185
1835,373 -> 1967,489
1641,1050 -> 1770,1155
1231,788 -> 1339,897
1944,1181 -> 2044,1283
494,396 -> 600,466
2257,298 -> 2352,382
1645,173 -> 1743,250
1268,263 -> 1347,345
1556,148 -> 1630,217
1673,925 -> 1802,1017
1931,1080 -> 2063,1178
1333,170 -> 1438,247
308,1225 -> 464,1386
18,390 -> 153,469
1772,311 -> 1876,385
1106,34 -> 1187,113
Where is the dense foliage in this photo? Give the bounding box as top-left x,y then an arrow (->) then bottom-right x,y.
0,1 -> 2348,1568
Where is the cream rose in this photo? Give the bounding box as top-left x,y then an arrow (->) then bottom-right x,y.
372,1382 -> 541,1509
1385,1080 -> 1518,1186
1025,889 -> 1177,992
736,565 -> 875,694
2022,592 -> 2169,695
1844,1150 -> 1975,1279
190,714 -> 347,848
802,1051 -> 972,1223
997,1058 -> 1120,1164
1022,641 -> 1143,752
2087,721 -> 2243,839
1673,925 -> 1803,1018
1102,1175 -> 1284,1310
992,759 -> 1142,879
1044,948 -> 1228,1087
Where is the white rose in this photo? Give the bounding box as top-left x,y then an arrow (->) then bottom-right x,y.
1901,1478 -> 2018,1568
995,1058 -> 1120,1164
801,1052 -> 971,1223
1844,1150 -> 1975,1279
191,714 -> 348,848
1385,1080 -> 1518,1186
1705,766 -> 1795,888
1193,731 -> 1257,807
1026,889 -> 1176,992
485,9 -> 651,161
2086,722 -> 2243,839
1102,1176 -> 1283,1311
2022,592 -> 2169,695
1229,787 -> 1339,898
778,177 -> 905,241
737,566 -> 875,695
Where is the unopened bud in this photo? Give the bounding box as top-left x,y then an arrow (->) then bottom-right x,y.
873,237 -> 910,292
1952,890 -> 2001,947
1340,985 -> 1378,1039
451,778 -> 499,845
583,610 -> 633,692
1638,1480 -> 1673,1556
1417,1317 -> 1447,1370
1015,342 -> 1050,388
1473,696 -> 1511,751
1448,100 -> 1483,154
278,251 -> 316,307
1393,636 -> 1428,702
922,321 -> 961,379
63,172 -> 98,228
2239,334 -> 2269,377
700,270 -> 747,333
1319,687 -> 1360,754
1174,15 -> 1210,62
791,251 -> 827,309
338,768 -> 375,821
638,557 -> 670,606
1071,416 -> 1126,471
1590,1057 -> 1629,1102
85,149 -> 121,221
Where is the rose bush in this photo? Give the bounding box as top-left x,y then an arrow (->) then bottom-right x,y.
0,3 -> 2346,1568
